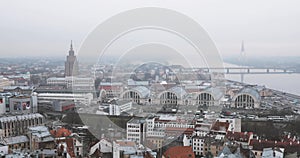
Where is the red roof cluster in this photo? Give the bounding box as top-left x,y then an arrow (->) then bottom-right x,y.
163,146 -> 195,158
226,131 -> 253,142
250,139 -> 300,153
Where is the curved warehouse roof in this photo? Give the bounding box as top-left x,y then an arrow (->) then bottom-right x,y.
234,87 -> 261,101
123,86 -> 150,98
159,86 -> 187,99
197,87 -> 224,100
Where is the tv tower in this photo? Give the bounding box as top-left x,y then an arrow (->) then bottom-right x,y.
240,41 -> 246,83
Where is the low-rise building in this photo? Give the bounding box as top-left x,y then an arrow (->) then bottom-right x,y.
28,126 -> 55,151
249,139 -> 300,158
210,121 -> 230,140
4,135 -> 29,151
226,131 -> 253,146
216,118 -> 241,133
37,92 -> 93,105
262,147 -> 284,158
51,127 -> 83,158
109,100 -> 132,116
89,138 -> 112,157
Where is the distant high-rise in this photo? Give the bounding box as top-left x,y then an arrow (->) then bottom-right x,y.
65,41 -> 79,76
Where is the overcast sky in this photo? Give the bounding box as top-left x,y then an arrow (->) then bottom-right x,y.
0,0 -> 299,58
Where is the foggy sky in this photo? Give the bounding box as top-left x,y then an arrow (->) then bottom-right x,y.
0,0 -> 300,58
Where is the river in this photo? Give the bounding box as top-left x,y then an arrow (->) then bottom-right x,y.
225,71 -> 300,96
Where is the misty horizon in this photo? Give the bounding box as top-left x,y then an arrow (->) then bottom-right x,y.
1,0 -> 300,58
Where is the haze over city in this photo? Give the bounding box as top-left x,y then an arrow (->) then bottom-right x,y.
1,0 -> 300,58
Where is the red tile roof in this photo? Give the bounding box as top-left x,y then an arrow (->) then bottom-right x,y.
226,131 -> 253,142
166,127 -> 194,135
116,140 -> 136,147
211,121 -> 230,132
50,127 -> 72,138
163,146 -> 195,158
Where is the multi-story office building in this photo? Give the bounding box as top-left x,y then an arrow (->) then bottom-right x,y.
126,118 -> 146,144
192,135 -> 206,156
0,113 -> 44,138
0,113 -> 44,150
47,76 -> 95,91
0,93 -> 38,115
8,95 -> 38,114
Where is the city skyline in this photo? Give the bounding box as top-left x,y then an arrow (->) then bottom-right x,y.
1,1 -> 300,157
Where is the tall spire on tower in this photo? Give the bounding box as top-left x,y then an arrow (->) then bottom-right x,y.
69,40 -> 74,56
70,40 -> 73,51
65,40 -> 78,76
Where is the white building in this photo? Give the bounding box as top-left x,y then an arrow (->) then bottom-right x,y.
37,93 -> 93,105
216,118 -> 241,132
192,135 -> 206,156
47,77 -> 95,91
89,138 -> 112,156
262,147 -> 284,158
145,117 -> 165,138
183,134 -> 191,146
0,143 -> 8,155
0,95 -> 8,115
46,77 -> 66,85
71,133 -> 84,157
0,77 -> 14,91
109,101 -> 132,115
127,118 -> 146,144
154,115 -> 194,129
